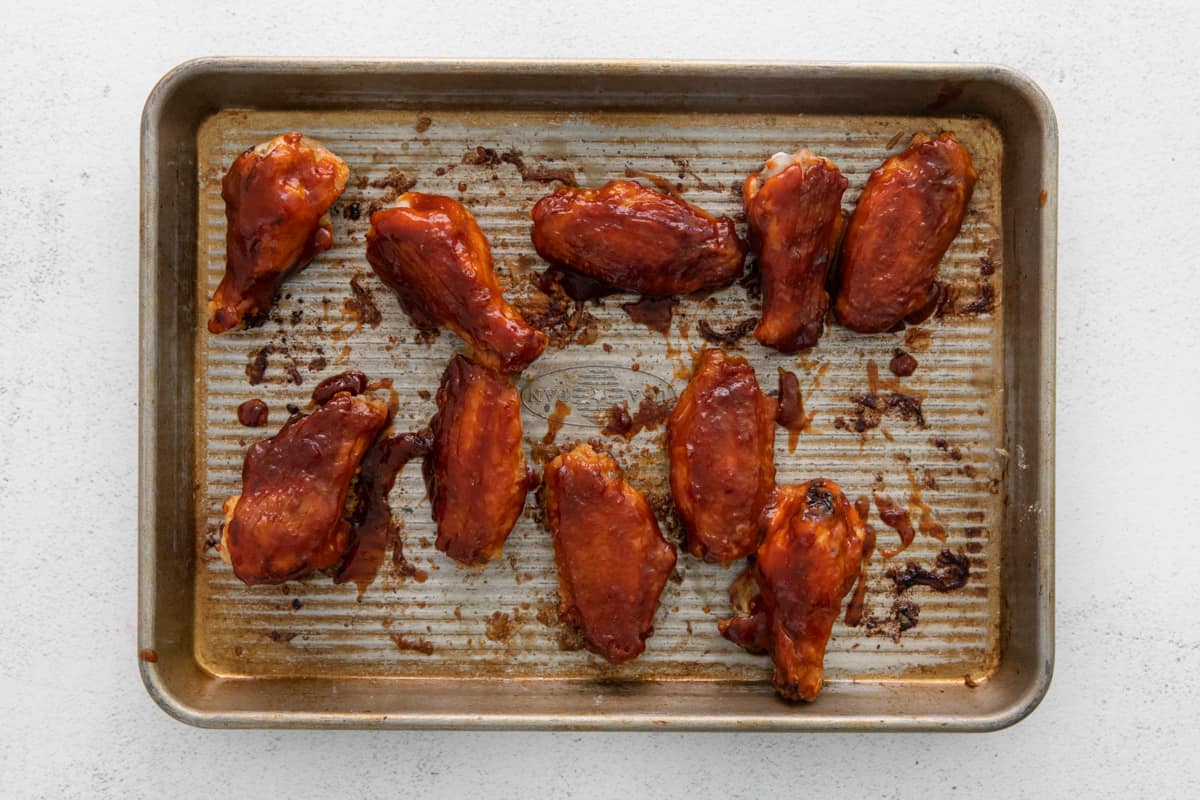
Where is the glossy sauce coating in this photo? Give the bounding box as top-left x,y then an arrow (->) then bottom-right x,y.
221,392 -> 390,585
367,193 -> 547,373
720,479 -> 865,701
743,151 -> 848,351
209,133 -> 348,334
667,349 -> 777,564
834,132 -> 978,332
530,180 -> 747,296
424,355 -> 534,564
543,444 -> 677,663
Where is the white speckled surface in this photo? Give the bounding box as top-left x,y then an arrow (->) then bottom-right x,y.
2,1 -> 1198,797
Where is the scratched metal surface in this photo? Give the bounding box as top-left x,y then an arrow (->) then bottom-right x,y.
193,109 -> 1005,686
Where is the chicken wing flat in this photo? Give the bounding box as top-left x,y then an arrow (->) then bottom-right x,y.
530,180 -> 747,296
219,388 -> 390,585
543,444 -> 677,663
834,133 -> 978,333
424,354 -> 534,564
667,349 -> 777,564
719,479 -> 865,701
209,133 -> 349,334
743,150 -> 848,351
367,193 -> 547,373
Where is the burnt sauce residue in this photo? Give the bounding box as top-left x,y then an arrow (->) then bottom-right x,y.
236,398 -> 269,427
500,147 -> 576,186
335,430 -> 433,594
312,370 -> 368,406
390,633 -> 435,655
889,349 -> 918,377
245,344 -> 273,385
621,296 -> 676,334
601,388 -> 672,439
889,549 -> 970,592
697,317 -> 756,346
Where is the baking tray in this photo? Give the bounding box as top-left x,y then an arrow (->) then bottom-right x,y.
139,59 -> 1056,730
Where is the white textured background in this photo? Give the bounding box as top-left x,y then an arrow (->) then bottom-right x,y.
1,1 -> 1198,797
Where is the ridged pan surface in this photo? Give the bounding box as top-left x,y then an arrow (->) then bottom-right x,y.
194,109 -> 1005,686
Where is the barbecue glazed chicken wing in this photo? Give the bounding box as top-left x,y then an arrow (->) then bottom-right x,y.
209,133 -> 349,334
543,444 -> 678,663
743,150 -> 848,351
367,193 -> 547,373
219,387 -> 390,585
668,349 -> 777,564
720,479 -> 865,701
530,180 -> 747,296
834,133 -> 978,333
424,354 -> 535,564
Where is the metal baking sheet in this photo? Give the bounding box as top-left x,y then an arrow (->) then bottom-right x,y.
139,59 -> 1056,730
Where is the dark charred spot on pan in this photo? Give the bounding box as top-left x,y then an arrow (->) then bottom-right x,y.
308,355 -> 327,372
960,281 -> 996,315
500,147 -> 577,186
935,282 -> 958,318
889,349 -> 918,377
697,317 -> 757,346
518,271 -> 601,348
285,364 -> 303,386
863,598 -> 921,642
291,598 -> 302,610
368,168 -> 417,194
285,402 -> 302,421
737,257 -> 761,298
245,345 -> 273,385
342,202 -> 361,221
312,370 -> 368,406
888,549 -> 970,593
979,255 -> 997,276
268,630 -> 298,643
601,387 -> 672,440
462,146 -> 502,166
645,491 -> 684,549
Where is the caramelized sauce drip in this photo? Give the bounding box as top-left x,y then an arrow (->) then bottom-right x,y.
335,430 -> 432,595
844,496 -> 877,627
236,399 -> 269,427
874,493 -> 916,557
775,367 -> 808,452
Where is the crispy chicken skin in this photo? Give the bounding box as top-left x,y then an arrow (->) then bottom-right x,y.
219,390 -> 390,585
366,193 -> 547,373
209,133 -> 349,334
743,150 -> 848,351
720,479 -> 865,701
530,180 -> 747,296
424,354 -> 534,564
668,349 -> 777,564
543,444 -> 678,663
834,133 -> 978,333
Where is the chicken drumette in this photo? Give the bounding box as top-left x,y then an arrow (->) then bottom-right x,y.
834,132 -> 978,332
219,381 -> 390,585
366,193 -> 547,374
208,133 -> 349,334
543,444 -> 677,663
720,479 -> 865,701
743,150 -> 848,351
668,349 -> 777,564
424,354 -> 535,564
530,180 -> 746,296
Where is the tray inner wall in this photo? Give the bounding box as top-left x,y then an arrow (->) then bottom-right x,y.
194,108 -> 1005,685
